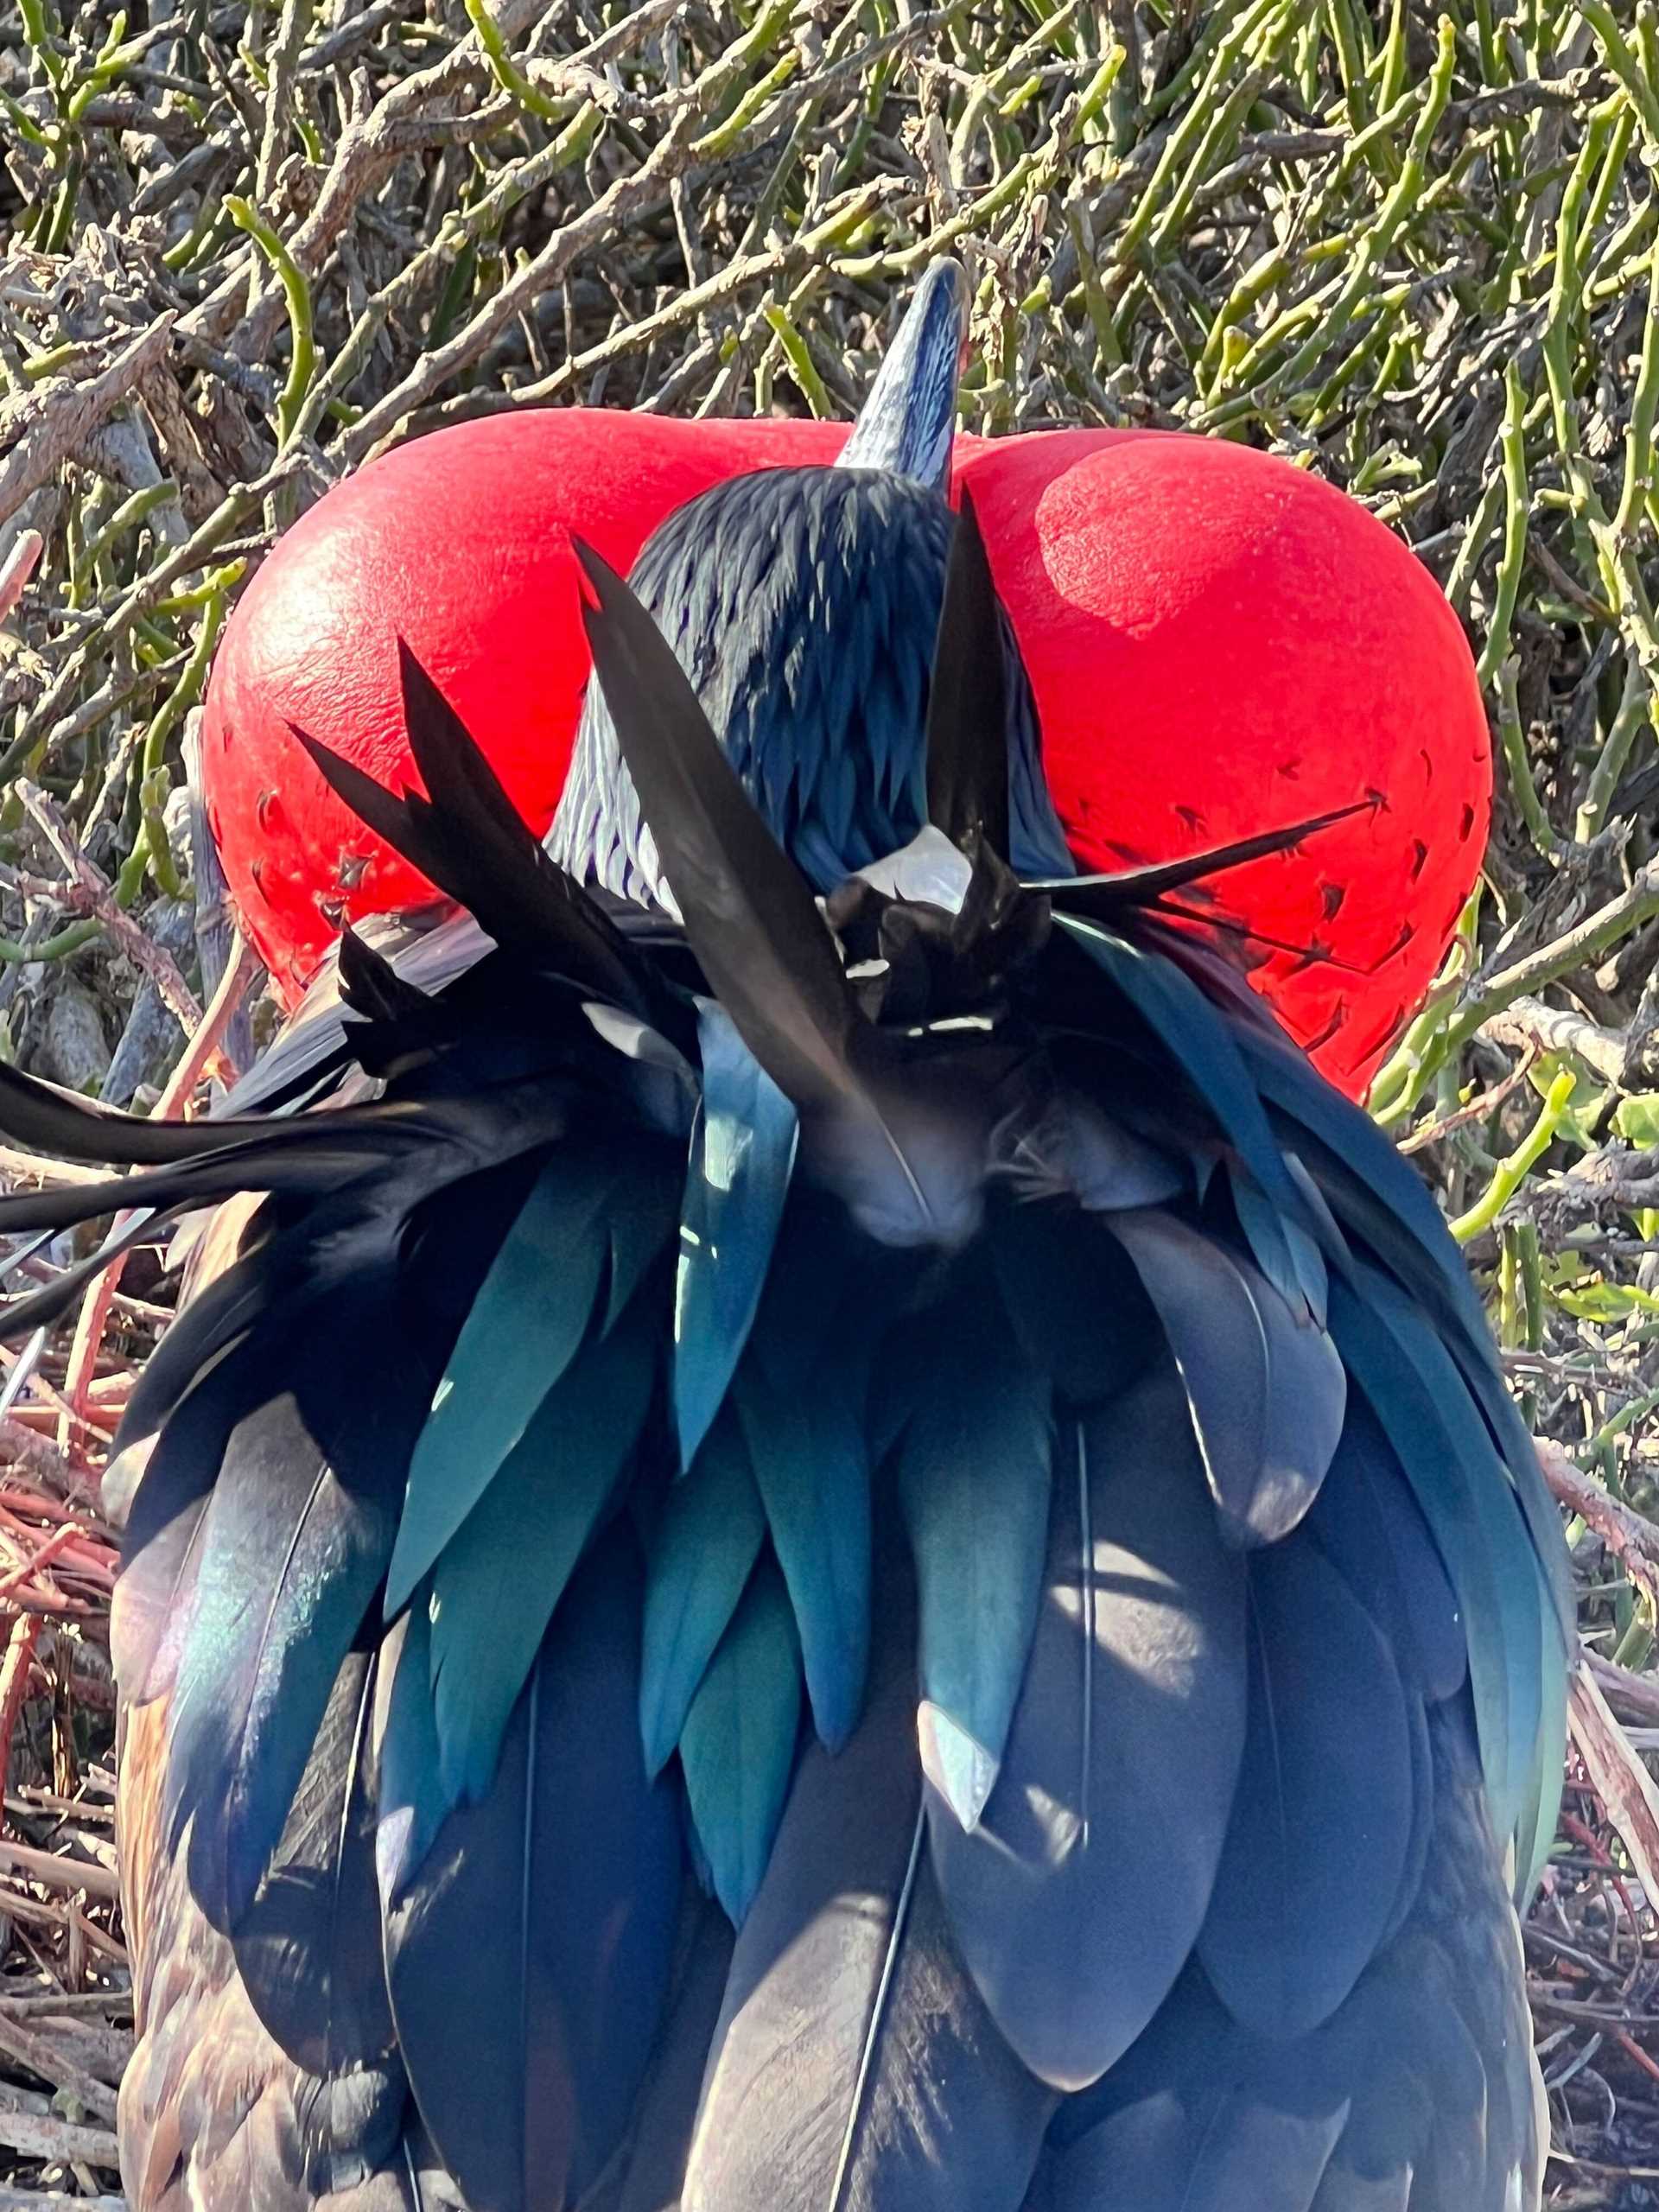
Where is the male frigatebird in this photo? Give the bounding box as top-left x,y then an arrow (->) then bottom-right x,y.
200,268 -> 1492,1099
0,473 -> 1567,2210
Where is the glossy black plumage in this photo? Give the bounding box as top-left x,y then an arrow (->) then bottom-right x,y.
682,1537 -> 1058,2212
385,1527 -> 681,2212
231,1648 -> 393,2078
923,493 -> 1012,861
550,467 -> 1076,911
928,1370 -> 1249,2091
0,527 -> 1567,2210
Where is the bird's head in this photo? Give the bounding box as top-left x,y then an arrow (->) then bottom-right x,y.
836,257 -> 971,492
546,255 -> 1080,912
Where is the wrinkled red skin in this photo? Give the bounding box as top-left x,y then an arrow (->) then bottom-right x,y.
200,414 -> 1488,1096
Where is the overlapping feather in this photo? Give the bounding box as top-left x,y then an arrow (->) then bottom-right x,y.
0,508 -> 1568,2212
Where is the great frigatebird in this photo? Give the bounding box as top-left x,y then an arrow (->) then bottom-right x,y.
0,270 -> 1567,2212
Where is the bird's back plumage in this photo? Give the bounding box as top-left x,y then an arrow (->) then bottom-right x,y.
0,522 -> 1565,2212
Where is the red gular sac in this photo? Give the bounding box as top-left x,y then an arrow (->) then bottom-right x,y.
199,414 -> 1487,1099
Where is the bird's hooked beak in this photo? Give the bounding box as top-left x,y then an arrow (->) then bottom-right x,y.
836,257 -> 971,493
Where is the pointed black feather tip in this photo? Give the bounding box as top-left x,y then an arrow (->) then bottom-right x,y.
289,721 -> 451,892
1031,798 -> 1380,918
569,535 -> 873,1125
394,639 -> 534,856
338,927 -> 430,1025
382,639 -> 673,1025
0,1058 -> 260,1170
925,488 -> 1010,862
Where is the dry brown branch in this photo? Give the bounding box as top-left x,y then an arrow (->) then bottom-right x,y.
1398,1045 -> 1541,1154
0,1994 -> 124,2026
16,786 -> 216,1063
1540,1439 -> 1659,1605
1480,997 -> 1630,1084
0,2107 -> 119,2171
0,323 -> 175,535
0,1617 -> 40,1835
1570,1667 -> 1659,1908
0,2192 -> 124,2211
0,1423 -> 86,1499
0,1151 -> 118,1192
0,2012 -> 118,2126
28,2015 -> 130,2086
0,1845 -> 118,1904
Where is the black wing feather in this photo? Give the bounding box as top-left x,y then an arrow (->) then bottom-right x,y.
684,1529 -> 1056,2210
574,537 -> 873,1122
230,1649 -> 400,2079
925,490 -> 1011,859
930,1370 -> 1248,2093
384,1528 -> 681,2212
1037,801 -> 1375,915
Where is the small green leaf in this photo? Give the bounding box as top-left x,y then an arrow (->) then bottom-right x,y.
1614,1093 -> 1659,1146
